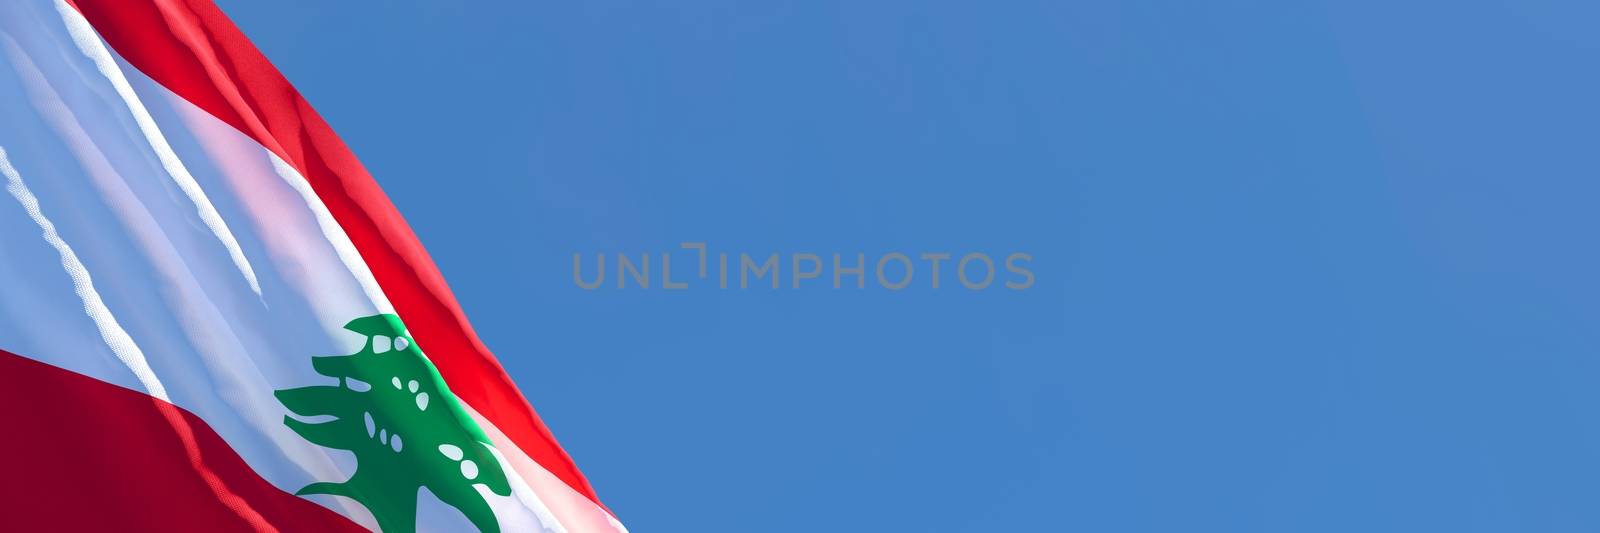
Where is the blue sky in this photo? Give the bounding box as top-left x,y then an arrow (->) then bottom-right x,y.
218,1 -> 1600,531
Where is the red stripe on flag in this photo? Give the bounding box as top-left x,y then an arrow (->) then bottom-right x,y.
0,349 -> 369,532
62,0 -> 605,510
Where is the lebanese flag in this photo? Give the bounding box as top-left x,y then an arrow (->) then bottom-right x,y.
0,1 -> 623,531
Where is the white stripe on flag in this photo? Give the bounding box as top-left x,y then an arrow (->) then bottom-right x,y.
53,0 -> 263,298
269,154 -> 397,316
0,145 -> 170,402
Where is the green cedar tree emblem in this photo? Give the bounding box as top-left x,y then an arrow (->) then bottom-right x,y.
276,314 -> 511,533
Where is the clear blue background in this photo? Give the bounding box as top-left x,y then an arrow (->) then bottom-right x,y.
217,1 -> 1600,531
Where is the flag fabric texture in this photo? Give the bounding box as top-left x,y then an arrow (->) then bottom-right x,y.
0,1 -> 623,531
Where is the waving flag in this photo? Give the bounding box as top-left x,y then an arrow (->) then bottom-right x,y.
0,1 -> 622,531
